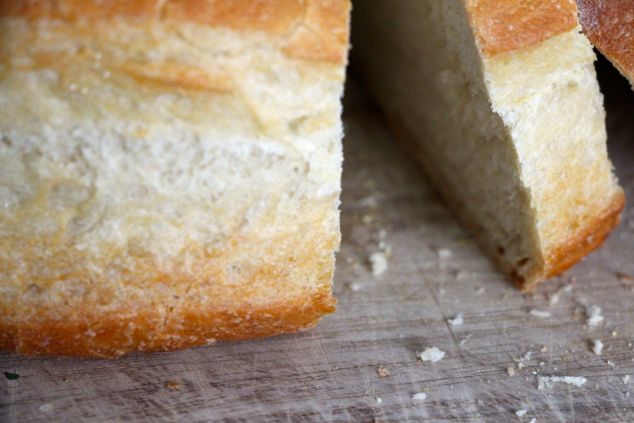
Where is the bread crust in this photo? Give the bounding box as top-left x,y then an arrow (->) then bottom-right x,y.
540,191 -> 626,285
0,0 -> 351,63
465,0 -> 578,56
2,290 -> 335,358
577,0 -> 634,85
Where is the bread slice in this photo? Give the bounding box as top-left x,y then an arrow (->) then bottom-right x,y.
353,0 -> 624,291
0,0 -> 350,357
578,0 -> 634,87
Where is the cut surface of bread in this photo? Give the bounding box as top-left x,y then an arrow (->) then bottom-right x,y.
0,0 -> 350,357
577,0 -> 634,87
353,0 -> 624,291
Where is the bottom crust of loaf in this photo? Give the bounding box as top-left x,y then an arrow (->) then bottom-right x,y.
1,288 -> 335,358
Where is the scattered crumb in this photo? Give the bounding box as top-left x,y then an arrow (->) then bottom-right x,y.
448,313 -> 464,326
377,366 -> 390,378
539,362 -> 545,367
616,272 -> 634,282
612,331 -> 618,337
529,309 -> 551,319
376,397 -> 383,405
515,409 -> 527,417
549,284 -> 574,306
608,360 -> 616,368
586,305 -> 604,328
412,392 -> 427,403
165,380 -> 181,390
417,347 -> 445,363
39,403 -> 53,413
540,346 -> 548,353
369,252 -> 388,276
348,282 -> 362,292
529,419 -> 536,423
537,376 -> 587,390
592,340 -> 603,356
437,248 -> 452,260
623,375 -> 630,384
507,367 -> 516,376
459,333 -> 472,346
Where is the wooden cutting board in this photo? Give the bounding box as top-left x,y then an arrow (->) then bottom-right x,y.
2,69 -> 634,422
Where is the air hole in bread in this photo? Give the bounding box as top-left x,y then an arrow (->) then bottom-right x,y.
516,257 -> 529,267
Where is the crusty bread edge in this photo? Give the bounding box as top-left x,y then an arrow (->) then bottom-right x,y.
0,0 -> 351,64
465,0 -> 578,56
577,0 -> 634,87
3,288 -> 335,358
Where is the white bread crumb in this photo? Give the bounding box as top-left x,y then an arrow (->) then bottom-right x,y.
448,313 -> 464,326
529,419 -> 536,423
623,375 -> 630,384
369,252 -> 388,276
586,305 -> 604,328
412,392 -> 427,403
592,340 -> 603,356
437,248 -> 452,260
376,397 -> 383,405
529,309 -> 551,318
515,409 -> 527,417
417,347 -> 445,363
537,376 -> 587,390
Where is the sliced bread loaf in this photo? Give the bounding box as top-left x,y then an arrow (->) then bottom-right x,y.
353,0 -> 624,290
0,0 -> 350,357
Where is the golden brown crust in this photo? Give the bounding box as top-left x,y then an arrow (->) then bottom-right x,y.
577,0 -> 634,85
0,0 -> 351,63
537,191 -> 626,286
3,290 -> 335,358
465,0 -> 578,56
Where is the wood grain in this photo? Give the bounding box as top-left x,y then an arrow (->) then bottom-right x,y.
2,64 -> 634,422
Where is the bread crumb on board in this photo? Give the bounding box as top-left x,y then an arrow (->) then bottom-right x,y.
623,375 -> 630,384
515,409 -> 527,417
417,347 -> 445,363
592,339 -> 603,356
448,313 -> 464,326
537,376 -> 587,390
436,248 -> 452,260
165,380 -> 182,390
529,309 -> 551,318
586,305 -> 604,328
507,367 -> 516,376
412,392 -> 427,403
377,366 -> 390,377
549,284 -> 573,305
369,252 -> 388,276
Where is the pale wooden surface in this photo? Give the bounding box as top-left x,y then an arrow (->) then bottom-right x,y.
2,66 -> 633,422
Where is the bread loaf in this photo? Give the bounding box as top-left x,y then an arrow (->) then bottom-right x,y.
577,0 -> 634,87
353,0 -> 624,291
0,0 -> 350,357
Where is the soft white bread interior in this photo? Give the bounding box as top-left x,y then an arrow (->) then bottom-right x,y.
577,0 -> 634,87
0,0 -> 350,357
353,0 -> 624,290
